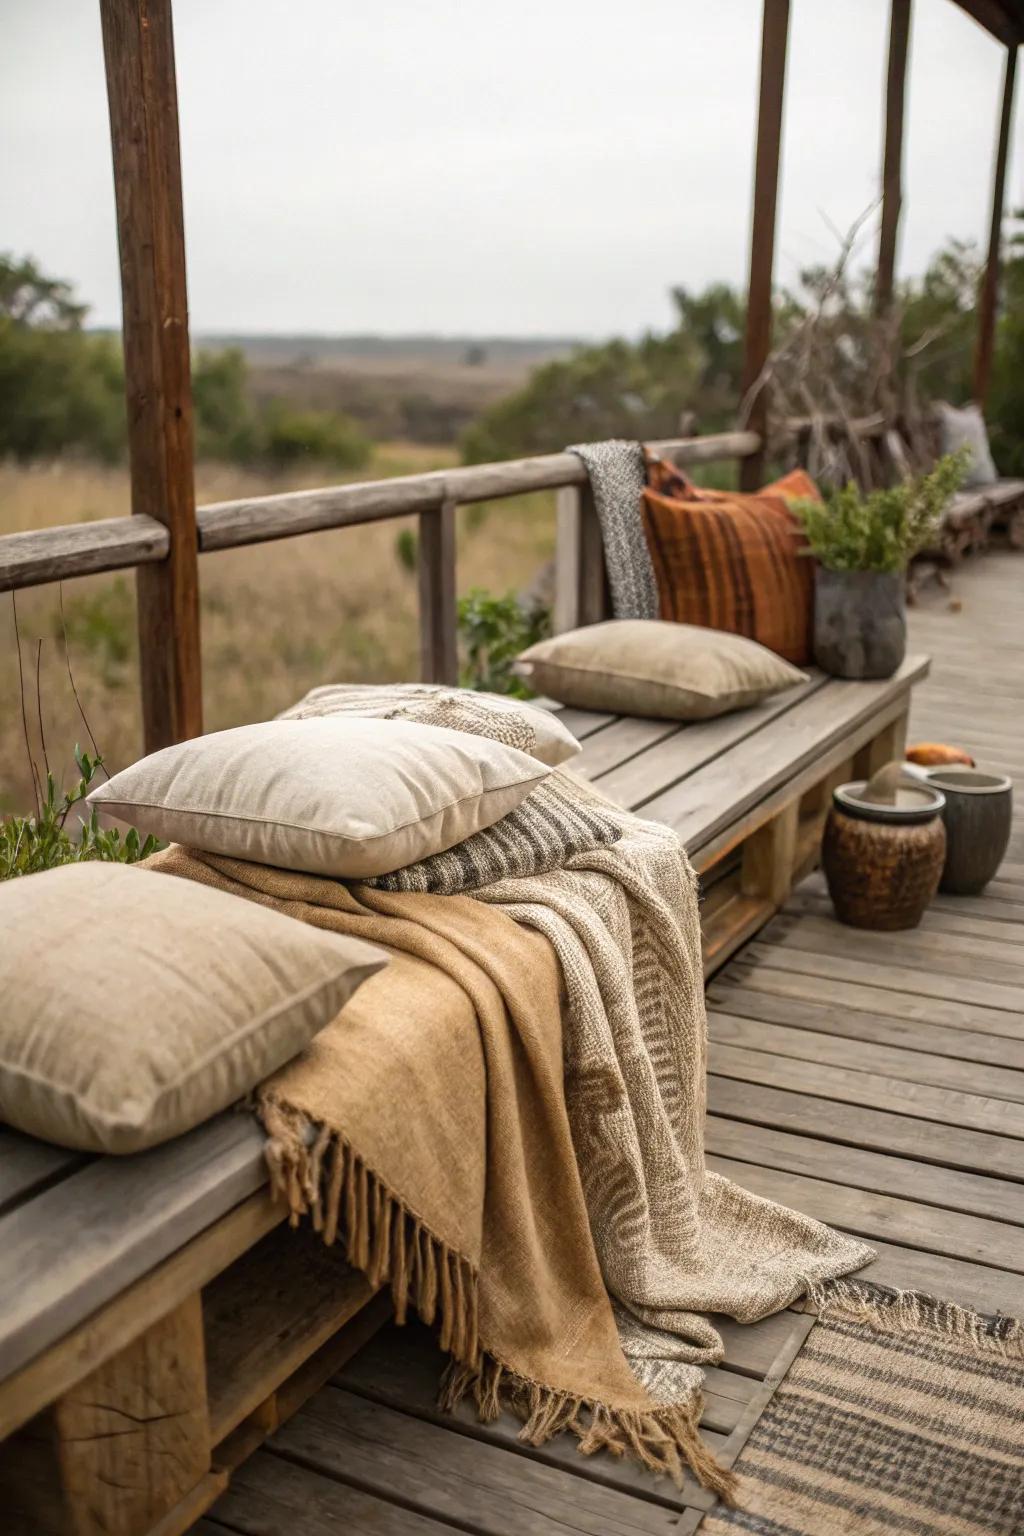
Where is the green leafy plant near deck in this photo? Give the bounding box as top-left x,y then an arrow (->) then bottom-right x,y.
2,588 -> 162,879
1,747 -> 161,879
791,450 -> 967,573
457,589 -> 550,698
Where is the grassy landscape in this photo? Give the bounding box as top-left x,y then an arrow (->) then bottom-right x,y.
2,446 -> 555,816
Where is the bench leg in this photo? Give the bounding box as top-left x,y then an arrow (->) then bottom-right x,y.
854,707 -> 908,781
740,800 -> 800,908
1,1296 -> 211,1536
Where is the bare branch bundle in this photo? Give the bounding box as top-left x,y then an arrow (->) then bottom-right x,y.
740,209 -> 982,490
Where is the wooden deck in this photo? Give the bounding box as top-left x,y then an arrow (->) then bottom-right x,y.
197,550 -> 1024,1536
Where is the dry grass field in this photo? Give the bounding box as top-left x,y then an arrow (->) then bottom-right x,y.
1,446 -> 555,815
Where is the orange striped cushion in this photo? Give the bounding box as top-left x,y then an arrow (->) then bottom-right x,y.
641,457 -> 818,665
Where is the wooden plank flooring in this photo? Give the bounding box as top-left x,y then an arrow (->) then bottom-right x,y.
200,549 -> 1024,1534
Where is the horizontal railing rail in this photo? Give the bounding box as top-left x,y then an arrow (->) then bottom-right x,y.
0,431 -> 759,594
0,428 -> 761,750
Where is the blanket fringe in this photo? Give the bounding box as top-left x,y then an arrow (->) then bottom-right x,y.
440,1356 -> 737,1504
261,1097 -> 734,1502
809,1277 -> 1024,1359
260,1098 -> 479,1368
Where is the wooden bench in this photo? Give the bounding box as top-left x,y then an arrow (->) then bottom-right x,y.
0,652 -> 927,1536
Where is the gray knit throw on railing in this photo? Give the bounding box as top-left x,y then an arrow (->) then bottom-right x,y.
568,440 -> 659,620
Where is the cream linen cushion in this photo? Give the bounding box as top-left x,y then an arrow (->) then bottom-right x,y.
276,682 -> 580,767
935,401 -> 997,489
88,716 -> 550,878
0,863 -> 388,1153
516,620 -> 808,721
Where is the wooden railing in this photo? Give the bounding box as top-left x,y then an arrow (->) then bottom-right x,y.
0,429 -> 760,751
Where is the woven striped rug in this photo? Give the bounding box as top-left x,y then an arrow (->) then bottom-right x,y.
702,1279 -> 1024,1536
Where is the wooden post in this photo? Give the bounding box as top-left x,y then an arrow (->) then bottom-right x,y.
739,0 -> 791,491
417,500 -> 459,685
553,483 -> 609,631
974,43 -> 1018,406
875,0 -> 912,315
101,0 -> 203,752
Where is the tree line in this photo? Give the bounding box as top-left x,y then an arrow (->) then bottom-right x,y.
0,254 -> 371,471
3,234 -> 1022,479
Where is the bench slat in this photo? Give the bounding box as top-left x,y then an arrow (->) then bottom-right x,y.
0,1130 -> 85,1218
592,675 -> 828,809
0,1112 -> 266,1382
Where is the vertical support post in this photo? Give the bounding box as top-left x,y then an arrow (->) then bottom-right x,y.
417,499 -> 459,684
875,0 -> 912,315
101,0 -> 202,752
974,44 -> 1018,407
553,483 -> 609,631
740,800 -> 799,908
739,0 -> 791,491
853,706 -> 909,781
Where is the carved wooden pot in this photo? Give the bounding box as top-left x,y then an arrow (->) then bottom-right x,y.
823,781 -> 946,931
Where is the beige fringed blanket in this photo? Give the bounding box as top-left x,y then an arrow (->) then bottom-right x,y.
148,792 -> 869,1498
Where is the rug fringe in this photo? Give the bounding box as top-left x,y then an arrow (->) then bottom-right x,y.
809,1277 -> 1024,1359
260,1097 -> 480,1367
440,1356 -> 737,1504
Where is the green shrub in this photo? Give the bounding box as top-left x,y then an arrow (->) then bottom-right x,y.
192,346 -> 260,461
791,451 -> 967,573
457,589 -> 550,697
258,402 -> 371,471
1,748 -> 161,880
394,527 -> 418,572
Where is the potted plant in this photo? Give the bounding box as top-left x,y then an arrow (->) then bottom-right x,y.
792,452 -> 966,679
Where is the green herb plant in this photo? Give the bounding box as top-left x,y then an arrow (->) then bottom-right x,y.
457,588 -> 551,698
2,587 -> 162,880
1,747 -> 161,879
791,450 -> 967,574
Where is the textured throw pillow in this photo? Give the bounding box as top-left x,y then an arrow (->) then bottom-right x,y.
517,620 -> 808,721
0,863 -> 388,1153
641,455 -> 816,665
365,770 -> 622,893
934,402 -> 997,489
88,717 -> 551,878
277,682 -> 580,767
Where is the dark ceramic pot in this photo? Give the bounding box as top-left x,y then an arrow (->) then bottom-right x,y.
823,778 -> 946,930
813,568 -> 907,680
924,767 -> 1013,895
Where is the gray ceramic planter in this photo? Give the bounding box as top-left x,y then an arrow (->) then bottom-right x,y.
813,568 -> 907,680
924,767 -> 1013,894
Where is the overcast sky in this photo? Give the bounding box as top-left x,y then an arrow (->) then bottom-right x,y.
2,0 -> 1021,337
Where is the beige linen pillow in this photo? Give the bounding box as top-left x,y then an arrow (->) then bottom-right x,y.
277,682 -> 580,767
88,716 -> 550,878
516,620 -> 808,721
934,401 -> 997,489
0,863 -> 388,1153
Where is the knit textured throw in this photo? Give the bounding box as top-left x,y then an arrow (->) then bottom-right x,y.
146,781 -> 868,1499
366,771 -> 622,894
568,439 -> 659,619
